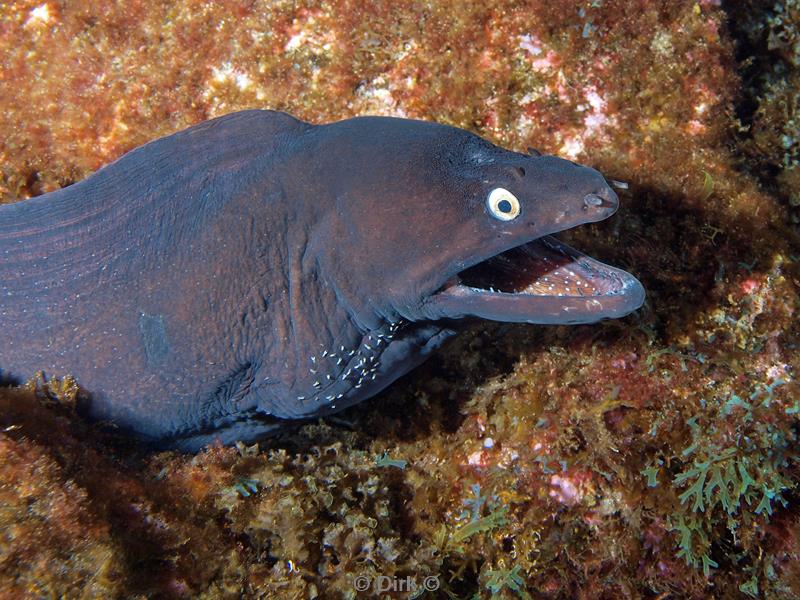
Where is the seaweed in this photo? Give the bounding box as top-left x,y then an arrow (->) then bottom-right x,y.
484,565 -> 532,599
2,0 -> 800,597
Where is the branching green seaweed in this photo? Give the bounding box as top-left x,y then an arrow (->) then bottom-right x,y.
484,564 -> 532,600
374,450 -> 407,469
666,382 -> 798,583
451,507 -> 509,546
231,477 -> 260,497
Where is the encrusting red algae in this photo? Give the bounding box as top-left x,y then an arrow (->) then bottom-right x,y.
1,1 -> 798,598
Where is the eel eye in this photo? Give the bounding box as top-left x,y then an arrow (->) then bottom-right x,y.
486,187 -> 520,221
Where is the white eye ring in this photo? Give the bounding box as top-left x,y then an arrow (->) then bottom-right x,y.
486,187 -> 520,221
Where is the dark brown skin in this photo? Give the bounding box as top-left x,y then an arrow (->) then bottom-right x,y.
0,110 -> 644,450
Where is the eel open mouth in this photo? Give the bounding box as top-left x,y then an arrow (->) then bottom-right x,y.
428,235 -> 644,324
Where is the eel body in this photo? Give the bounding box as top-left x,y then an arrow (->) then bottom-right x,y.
0,110 -> 644,450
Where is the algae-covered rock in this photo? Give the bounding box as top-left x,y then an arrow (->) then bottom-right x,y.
729,0 -> 800,214
1,0 -> 799,598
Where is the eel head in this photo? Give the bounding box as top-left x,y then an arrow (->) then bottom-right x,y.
313,117 -> 644,327
421,154 -> 645,325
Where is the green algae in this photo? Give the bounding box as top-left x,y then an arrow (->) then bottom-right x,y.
484,564 -> 531,599
667,390 -> 797,577
374,450 -> 407,470
2,0 -> 800,598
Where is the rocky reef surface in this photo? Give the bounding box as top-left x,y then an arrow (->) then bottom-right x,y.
1,1 -> 798,598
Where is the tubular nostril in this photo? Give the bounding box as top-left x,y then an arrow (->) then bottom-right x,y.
583,193 -> 604,208
583,189 -> 618,211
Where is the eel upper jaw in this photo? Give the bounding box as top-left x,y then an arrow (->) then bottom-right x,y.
423,235 -> 645,325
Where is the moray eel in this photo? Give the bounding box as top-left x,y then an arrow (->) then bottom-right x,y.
0,110 -> 644,450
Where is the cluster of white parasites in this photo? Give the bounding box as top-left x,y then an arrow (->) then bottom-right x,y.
296,320 -> 404,410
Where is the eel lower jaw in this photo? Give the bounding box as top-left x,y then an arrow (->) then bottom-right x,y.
425,235 -> 645,325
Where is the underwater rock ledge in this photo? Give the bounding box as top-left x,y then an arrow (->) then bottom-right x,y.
1,0 -> 799,598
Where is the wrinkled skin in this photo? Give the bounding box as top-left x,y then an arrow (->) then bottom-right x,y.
0,111 -> 643,450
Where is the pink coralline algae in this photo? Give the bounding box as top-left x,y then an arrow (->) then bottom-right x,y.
1,0 -> 799,598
